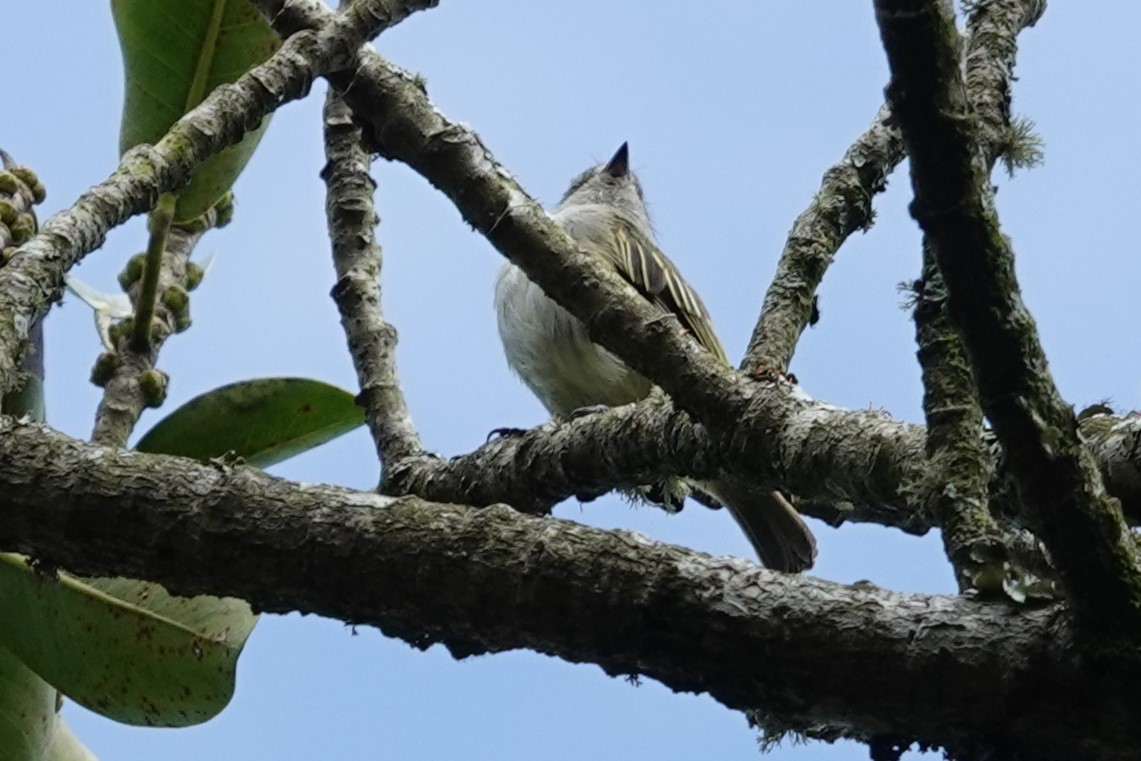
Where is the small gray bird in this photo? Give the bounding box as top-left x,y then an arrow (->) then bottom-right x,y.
494,143 -> 816,572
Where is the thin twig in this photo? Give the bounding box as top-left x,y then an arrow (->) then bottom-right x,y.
129,194 -> 176,352
90,205 -> 219,446
741,0 -> 1043,379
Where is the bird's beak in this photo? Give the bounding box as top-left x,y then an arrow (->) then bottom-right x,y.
605,142 -> 629,177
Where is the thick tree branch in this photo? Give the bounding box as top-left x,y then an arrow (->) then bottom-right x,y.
912,0 -> 1045,590
0,417 -> 1138,761
876,0 -> 1141,638
321,91 -> 422,466
0,0 -> 437,397
378,381 -> 1141,546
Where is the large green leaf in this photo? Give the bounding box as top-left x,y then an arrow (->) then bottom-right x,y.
0,556 -> 254,727
0,647 -> 57,761
136,377 -> 366,467
0,380 -> 362,732
0,290 -> 256,732
112,0 -> 281,221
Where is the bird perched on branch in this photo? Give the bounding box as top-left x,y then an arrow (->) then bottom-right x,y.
494,142 -> 816,572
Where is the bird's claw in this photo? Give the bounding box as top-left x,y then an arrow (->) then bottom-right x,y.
567,404 -> 610,420
486,427 -> 528,442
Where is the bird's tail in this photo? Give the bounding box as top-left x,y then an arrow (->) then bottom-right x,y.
704,479 -> 817,572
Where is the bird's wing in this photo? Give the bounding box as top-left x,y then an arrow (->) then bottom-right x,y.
597,216 -> 730,365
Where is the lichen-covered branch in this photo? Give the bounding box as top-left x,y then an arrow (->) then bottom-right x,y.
322,91 -> 422,467
912,243 -> 1002,590
876,0 -> 1141,638
0,417 -> 1138,761
742,105 -> 903,373
0,0 -> 437,396
382,379 -> 1141,542
963,0 -> 1048,161
912,0 -> 1045,590
383,397 -> 724,512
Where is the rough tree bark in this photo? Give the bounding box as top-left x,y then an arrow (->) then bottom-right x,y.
2,1 -> 1139,760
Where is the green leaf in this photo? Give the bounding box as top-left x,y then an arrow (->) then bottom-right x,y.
0,646 -> 57,761
0,201 -> 263,736
17,383 -> 363,728
111,0 -> 281,221
136,377 -> 366,468
0,556 -> 255,727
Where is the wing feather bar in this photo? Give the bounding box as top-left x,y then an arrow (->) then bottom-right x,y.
610,219 -> 730,365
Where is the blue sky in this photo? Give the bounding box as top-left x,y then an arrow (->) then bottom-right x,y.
6,2 -> 1140,759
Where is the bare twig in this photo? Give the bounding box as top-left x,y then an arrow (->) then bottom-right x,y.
876,0 -> 1141,638
321,91 -> 423,468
